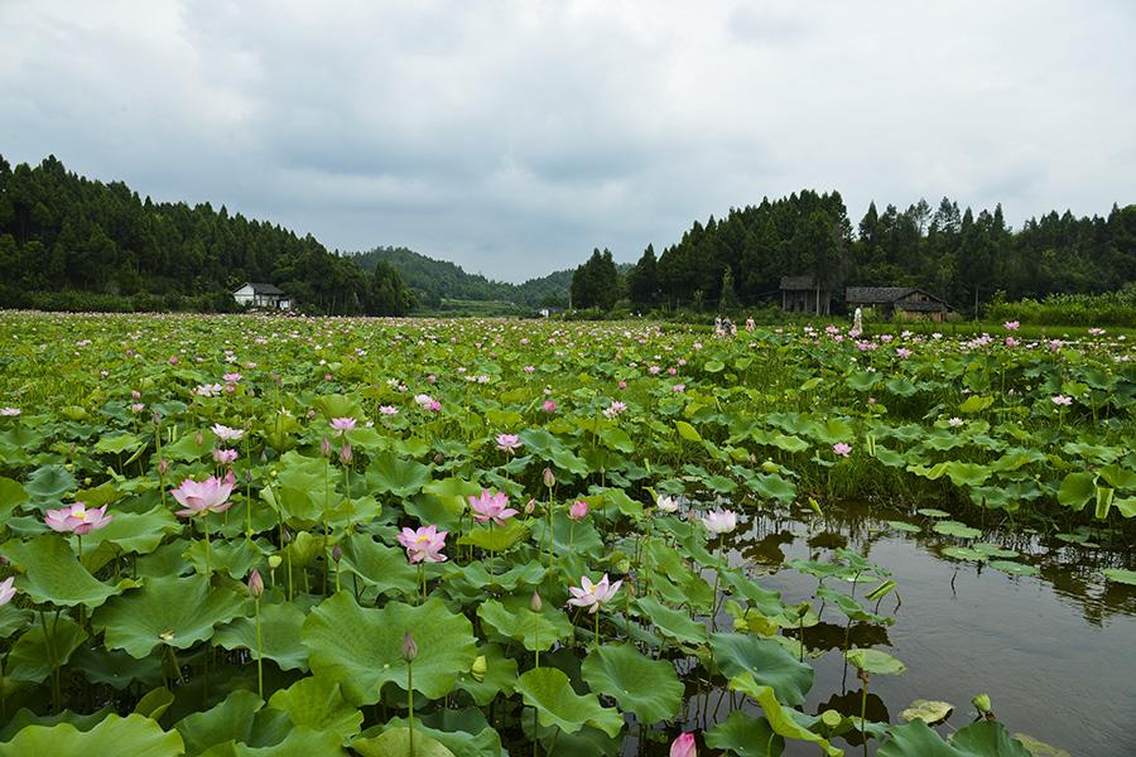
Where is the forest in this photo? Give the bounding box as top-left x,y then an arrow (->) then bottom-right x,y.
573,189 -> 1136,315
0,155 -> 413,315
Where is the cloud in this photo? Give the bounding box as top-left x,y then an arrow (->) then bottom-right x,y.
1,0 -> 1133,280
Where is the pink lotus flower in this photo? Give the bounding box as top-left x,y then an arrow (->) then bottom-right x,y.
701,509 -> 737,535
833,442 -> 852,457
1004,320 -> 1020,331
0,576 -> 15,606
497,433 -> 522,453
670,732 -> 697,757
542,400 -> 557,413
397,524 -> 448,563
329,417 -> 356,435
45,502 -> 112,535
1051,395 -> 1073,406
223,372 -> 242,383
603,401 -> 627,418
213,447 -> 239,465
130,403 -> 146,413
379,405 -> 399,415
211,423 -> 245,442
672,384 -> 685,393
171,471 -> 236,517
468,490 -> 518,525
569,500 -> 589,520
0,407 -> 20,417
567,573 -> 622,614
896,348 -> 912,359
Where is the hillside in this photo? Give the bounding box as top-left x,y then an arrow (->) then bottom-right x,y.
353,246 -> 572,308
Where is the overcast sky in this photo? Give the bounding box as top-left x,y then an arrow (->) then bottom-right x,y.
2,1 -> 1133,281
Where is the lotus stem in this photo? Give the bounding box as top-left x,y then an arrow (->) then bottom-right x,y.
254,597 -> 264,699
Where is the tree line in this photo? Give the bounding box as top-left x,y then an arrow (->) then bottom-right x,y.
571,189 -> 1136,315
0,155 -> 413,315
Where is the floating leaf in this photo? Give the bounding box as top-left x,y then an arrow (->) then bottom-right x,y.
580,643 -> 683,723
900,699 -> 953,724
302,593 -> 477,704
93,573 -> 247,658
1102,568 -> 1136,586
886,520 -> 922,533
989,560 -> 1040,577
933,521 -> 982,540
728,673 -> 841,757
846,648 -> 906,676
514,667 -> 623,738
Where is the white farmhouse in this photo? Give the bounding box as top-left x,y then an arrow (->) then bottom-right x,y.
232,282 -> 291,310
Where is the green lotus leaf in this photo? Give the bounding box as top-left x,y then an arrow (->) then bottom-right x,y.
728,673 -> 840,757
846,648 -> 906,675
0,477 -> 28,519
93,573 -> 248,658
134,686 -> 175,720
940,546 -> 986,562
580,643 -> 683,723
710,633 -> 813,706
94,432 -> 143,455
203,726 -> 349,756
174,689 -> 265,755
900,699 -> 954,724
816,586 -> 893,626
443,560 -> 546,594
916,508 -> 951,519
373,715 -> 505,757
878,719 -> 1031,756
458,521 -> 529,552
514,667 -> 623,738
69,645 -> 163,690
184,537 -> 266,579
81,505 -> 181,558
453,643 -> 518,706
1,535 -> 138,609
213,602 -> 309,671
267,676 -> 362,742
477,597 -> 573,652
1102,568 -> 1136,586
311,394 -> 364,421
635,596 -> 708,645
302,593 -> 477,704
368,451 -> 431,497
1057,472 -> 1095,511
971,543 -> 1018,559
0,708 -> 112,742
886,520 -> 922,533
933,520 -> 982,539
337,533 -> 418,597
0,713 -> 183,757
1010,733 -> 1071,757
704,709 -> 783,757
675,420 -> 702,443
747,472 -> 797,502
6,615 -> 88,684
352,727 -> 455,757
989,560 -> 1040,577
165,431 -> 214,461
0,604 -> 31,640
23,464 -> 76,506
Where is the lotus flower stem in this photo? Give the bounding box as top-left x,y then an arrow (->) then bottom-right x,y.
593,611 -> 600,650
203,519 -> 211,575
254,597 -> 264,699
859,672 -> 870,757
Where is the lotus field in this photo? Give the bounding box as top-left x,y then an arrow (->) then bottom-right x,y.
0,310 -> 1133,756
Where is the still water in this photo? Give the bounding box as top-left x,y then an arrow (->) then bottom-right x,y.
681,503 -> 1136,756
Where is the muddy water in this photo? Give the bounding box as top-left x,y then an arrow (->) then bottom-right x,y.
722,504 -> 1136,756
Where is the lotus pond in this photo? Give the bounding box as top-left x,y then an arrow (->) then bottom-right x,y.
0,311 -> 1132,756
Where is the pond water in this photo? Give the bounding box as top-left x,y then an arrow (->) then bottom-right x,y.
674,503 -> 1136,756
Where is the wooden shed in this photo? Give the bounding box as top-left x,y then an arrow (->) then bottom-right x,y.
845,287 -> 953,321
780,276 -> 833,315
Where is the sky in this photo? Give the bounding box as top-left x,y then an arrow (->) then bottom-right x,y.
2,1 -> 1133,282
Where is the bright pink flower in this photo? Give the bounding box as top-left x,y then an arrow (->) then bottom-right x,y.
45,502 -> 112,535
171,471 -> 236,517
670,732 -> 696,757
1004,320 -> 1020,331
0,577 -> 14,606
542,400 -> 557,413
569,500 -> 589,520
833,442 -> 852,457
130,402 -> 146,413
330,417 -> 356,435
212,447 -> 238,465
397,524 -> 448,563
603,401 -> 627,418
567,573 -> 622,614
497,433 -> 522,453
468,490 -> 518,525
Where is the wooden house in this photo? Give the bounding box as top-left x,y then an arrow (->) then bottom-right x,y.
780,276 -> 833,314
845,287 -> 952,321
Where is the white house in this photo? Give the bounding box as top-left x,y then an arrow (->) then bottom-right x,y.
233,282 -> 291,310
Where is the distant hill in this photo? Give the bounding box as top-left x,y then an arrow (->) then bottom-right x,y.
353,246 -> 572,308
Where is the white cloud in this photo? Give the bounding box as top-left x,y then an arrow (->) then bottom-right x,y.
1,0 -> 1132,280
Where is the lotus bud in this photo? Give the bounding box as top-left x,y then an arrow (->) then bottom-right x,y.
194,430 -> 204,447
247,569 -> 264,598
157,458 -> 170,476
524,498 -> 536,515
669,732 -> 696,757
320,436 -> 332,457
268,555 -> 282,569
543,467 -> 556,488
401,632 -> 418,662
433,452 -> 445,465
470,654 -> 487,682
569,500 -> 589,520
331,544 -> 343,563
131,389 -> 141,400
972,693 -> 992,715
530,591 -> 542,613
339,443 -> 353,465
